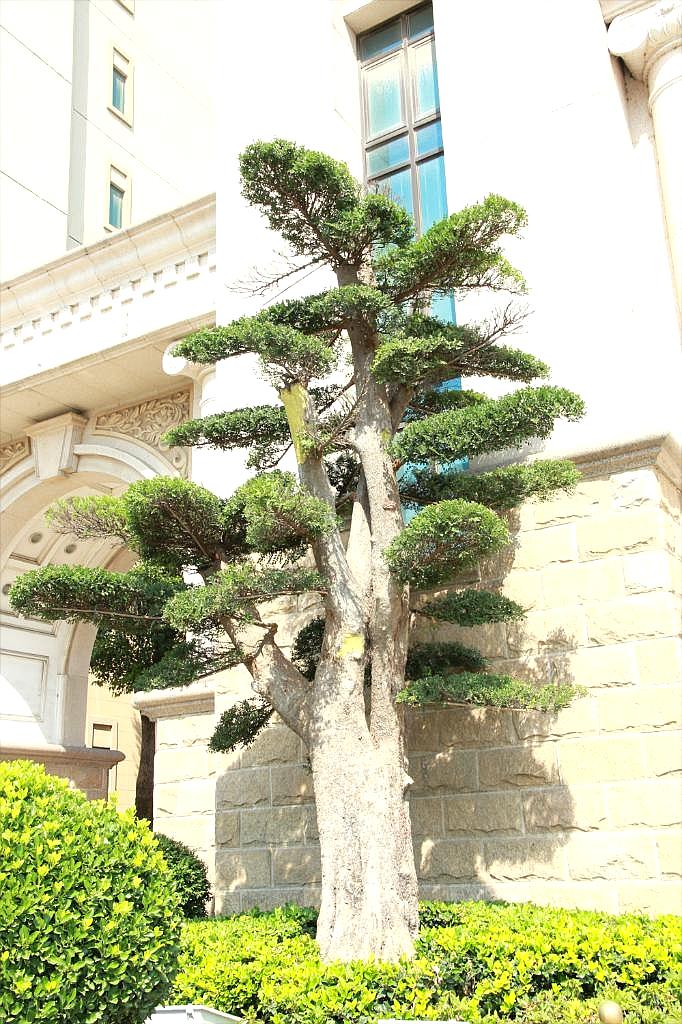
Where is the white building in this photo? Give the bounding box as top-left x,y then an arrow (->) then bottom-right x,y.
1,0 -> 680,914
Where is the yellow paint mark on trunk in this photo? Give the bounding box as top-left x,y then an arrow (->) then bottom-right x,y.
280,383 -> 309,464
338,633 -> 365,658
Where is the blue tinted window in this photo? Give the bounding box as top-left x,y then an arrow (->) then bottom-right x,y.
360,20 -> 402,60
366,136 -> 410,176
415,120 -> 442,156
412,39 -> 439,118
109,184 -> 123,228
376,167 -> 414,218
112,68 -> 126,112
409,5 -> 434,40
418,154 -> 447,231
366,55 -> 404,137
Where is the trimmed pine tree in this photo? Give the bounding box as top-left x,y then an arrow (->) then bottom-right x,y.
10,140 -> 585,962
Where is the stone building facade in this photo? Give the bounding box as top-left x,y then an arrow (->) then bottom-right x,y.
1,0 -> 681,912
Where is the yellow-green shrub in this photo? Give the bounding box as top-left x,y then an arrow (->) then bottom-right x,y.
170,902 -> 681,1023
0,760 -> 182,1024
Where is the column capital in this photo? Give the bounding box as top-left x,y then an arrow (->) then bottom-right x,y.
605,0 -> 682,84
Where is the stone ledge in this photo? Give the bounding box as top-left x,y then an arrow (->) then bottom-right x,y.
0,743 -> 124,769
133,682 -> 215,720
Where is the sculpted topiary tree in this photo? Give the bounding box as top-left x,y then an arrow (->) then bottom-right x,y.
10,140 -> 584,962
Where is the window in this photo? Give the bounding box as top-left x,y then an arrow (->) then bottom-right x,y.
92,723 -> 113,749
359,4 -> 445,239
107,165 -> 129,230
110,49 -> 132,125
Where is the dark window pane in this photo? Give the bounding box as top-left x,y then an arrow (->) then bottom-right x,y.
367,135 -> 410,177
360,19 -> 402,60
366,55 -> 404,137
418,153 -> 447,231
109,184 -> 123,228
409,5 -> 434,40
416,120 -> 442,157
112,68 -> 126,112
374,167 -> 414,218
412,38 -> 439,118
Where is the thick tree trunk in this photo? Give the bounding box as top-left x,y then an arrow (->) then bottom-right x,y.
135,714 -> 155,824
309,667 -> 418,962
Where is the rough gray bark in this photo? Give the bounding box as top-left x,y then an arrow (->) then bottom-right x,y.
239,262 -> 420,961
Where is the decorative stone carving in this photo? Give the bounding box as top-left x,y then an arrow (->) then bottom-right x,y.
25,413 -> 88,480
0,437 -> 30,474
94,390 -> 191,476
606,0 -> 682,83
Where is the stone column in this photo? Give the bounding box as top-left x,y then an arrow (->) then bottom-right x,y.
603,0 -> 682,314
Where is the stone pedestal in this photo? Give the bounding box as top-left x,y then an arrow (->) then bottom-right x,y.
0,743 -> 124,800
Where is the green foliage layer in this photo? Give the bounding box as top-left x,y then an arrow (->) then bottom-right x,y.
396,672 -> 579,711
400,459 -> 580,512
0,761 -> 181,1024
209,697 -> 274,754
163,405 -> 291,471
154,834 -> 212,919
418,590 -> 524,626
169,902 -> 680,1023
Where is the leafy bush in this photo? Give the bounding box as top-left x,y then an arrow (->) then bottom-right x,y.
0,760 -> 182,1024
170,901 -> 681,1023
155,833 -> 212,918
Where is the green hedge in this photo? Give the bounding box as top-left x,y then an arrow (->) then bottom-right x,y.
155,833 -> 212,918
0,760 -> 182,1024
170,902 -> 681,1023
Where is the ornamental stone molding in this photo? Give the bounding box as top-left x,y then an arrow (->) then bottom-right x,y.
133,681 -> 215,720
25,412 -> 88,480
603,0 -> 682,315
94,389 -> 192,476
0,437 -> 30,474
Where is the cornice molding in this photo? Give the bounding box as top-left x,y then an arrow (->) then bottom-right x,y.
571,432 -> 681,487
133,681 -> 215,721
606,0 -> 682,82
0,743 -> 124,768
0,193 -> 215,327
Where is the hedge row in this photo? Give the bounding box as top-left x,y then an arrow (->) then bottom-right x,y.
170,902 -> 681,1023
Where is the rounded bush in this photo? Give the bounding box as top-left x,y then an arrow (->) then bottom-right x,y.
154,834 -> 211,918
0,760 -> 182,1024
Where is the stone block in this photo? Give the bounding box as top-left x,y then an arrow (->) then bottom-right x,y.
597,685 -> 682,732
415,838 -> 480,882
240,888 -> 304,911
240,726 -> 301,767
607,779 -> 682,828
271,764 -> 315,804
513,698 -> 598,741
405,711 -> 441,752
612,470 -> 661,510
444,791 -> 523,834
576,510 -> 662,561
506,607 -> 586,656
156,713 -> 215,749
635,636 -> 682,684
568,644 -> 637,688
566,833 -> 658,880
155,747 -> 211,784
586,593 -> 681,645
513,525 -> 577,571
240,805 -> 317,846
435,621 -> 508,659
541,560 -> 624,608
272,846 -> 321,885
558,736 -> 645,783
409,797 -> 444,837
644,732 -> 682,778
486,838 -> 567,881
489,880 -> 619,914
155,779 -> 215,817
437,705 -> 517,749
478,744 -> 559,790
213,892 -> 242,915
656,832 -> 682,877
623,551 -> 674,594
157,815 -> 215,851
499,570 -> 543,611
216,811 -> 240,846
216,768 -> 270,809
617,881 -> 682,916
410,750 -> 478,794
522,785 -> 607,832
533,480 -> 613,526
215,850 -> 271,890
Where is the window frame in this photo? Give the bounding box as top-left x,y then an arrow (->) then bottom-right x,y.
109,47 -> 133,127
105,164 -> 131,232
358,2 -> 443,237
